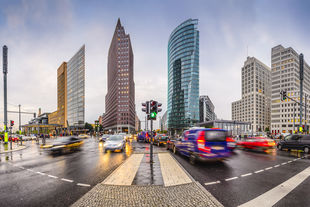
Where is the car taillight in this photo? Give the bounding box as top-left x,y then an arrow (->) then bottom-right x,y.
197,131 -> 210,153
226,137 -> 235,142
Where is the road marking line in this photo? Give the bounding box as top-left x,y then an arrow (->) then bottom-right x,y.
254,170 -> 264,174
19,166 -> 25,169
287,161 -> 292,163
265,167 -> 273,170
238,166 -> 310,207
77,183 -> 91,187
293,159 -> 298,161
274,165 -> 280,168
225,177 -> 238,181
37,172 -> 46,175
241,173 -> 253,177
27,169 -> 34,172
61,178 -> 74,183
205,181 -> 221,185
48,175 -> 58,179
281,162 -> 287,165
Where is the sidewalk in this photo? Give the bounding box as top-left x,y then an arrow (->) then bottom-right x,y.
72,150 -> 223,207
0,142 -> 27,154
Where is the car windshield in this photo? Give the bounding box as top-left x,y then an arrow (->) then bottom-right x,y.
107,135 -> 123,141
205,131 -> 226,142
285,135 -> 292,141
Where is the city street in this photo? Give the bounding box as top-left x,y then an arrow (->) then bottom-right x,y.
172,147 -> 310,207
0,138 -> 134,207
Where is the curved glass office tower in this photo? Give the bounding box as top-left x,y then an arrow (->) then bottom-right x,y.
167,19 -> 199,133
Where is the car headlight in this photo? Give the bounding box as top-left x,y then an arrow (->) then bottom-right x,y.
53,145 -> 65,149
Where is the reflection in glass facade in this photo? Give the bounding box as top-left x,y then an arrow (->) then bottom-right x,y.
167,19 -> 199,132
67,45 -> 85,127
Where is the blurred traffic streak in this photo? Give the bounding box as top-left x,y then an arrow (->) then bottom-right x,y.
41,137 -> 84,154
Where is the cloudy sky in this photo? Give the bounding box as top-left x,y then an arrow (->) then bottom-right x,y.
0,0 -> 310,130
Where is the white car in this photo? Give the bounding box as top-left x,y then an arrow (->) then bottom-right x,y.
78,134 -> 89,139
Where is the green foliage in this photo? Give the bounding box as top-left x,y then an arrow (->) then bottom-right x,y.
84,122 -> 93,132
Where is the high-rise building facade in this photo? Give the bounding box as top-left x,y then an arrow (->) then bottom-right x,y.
271,45 -> 310,134
48,62 -> 68,127
102,19 -> 135,133
167,19 -> 199,133
67,45 -> 85,127
199,95 -> 216,122
232,57 -> 271,133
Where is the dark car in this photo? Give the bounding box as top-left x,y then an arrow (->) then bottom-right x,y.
154,135 -> 168,147
172,128 -> 232,164
277,134 -> 310,153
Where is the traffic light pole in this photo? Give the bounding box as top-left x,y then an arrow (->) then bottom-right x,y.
150,119 -> 153,163
300,54 -> 304,131
3,46 -> 8,145
293,103 -> 296,133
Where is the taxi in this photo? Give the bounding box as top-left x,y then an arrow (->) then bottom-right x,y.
41,137 -> 84,154
154,134 -> 168,147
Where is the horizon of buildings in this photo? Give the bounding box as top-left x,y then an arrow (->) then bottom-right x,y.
102,18 -> 136,133
167,18 -> 200,134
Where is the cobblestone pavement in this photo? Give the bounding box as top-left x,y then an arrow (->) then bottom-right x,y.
71,182 -> 223,207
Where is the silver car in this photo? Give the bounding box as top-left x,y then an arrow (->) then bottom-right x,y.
103,135 -> 126,152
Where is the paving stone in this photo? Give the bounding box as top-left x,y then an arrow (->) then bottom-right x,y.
71,183 -> 223,207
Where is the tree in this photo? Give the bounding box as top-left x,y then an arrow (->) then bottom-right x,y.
265,127 -> 270,132
84,122 -> 93,132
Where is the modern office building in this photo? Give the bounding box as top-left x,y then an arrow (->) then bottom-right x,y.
67,45 -> 85,128
48,62 -> 68,127
48,46 -> 85,131
160,111 -> 168,131
199,95 -> 216,122
102,19 -> 135,133
270,45 -> 310,134
167,19 -> 199,134
232,56 -> 271,133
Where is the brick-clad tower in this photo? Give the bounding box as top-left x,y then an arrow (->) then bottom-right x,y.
102,18 -> 135,133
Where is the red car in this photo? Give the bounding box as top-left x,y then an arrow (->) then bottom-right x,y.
226,137 -> 236,151
237,137 -> 276,153
9,136 -> 19,142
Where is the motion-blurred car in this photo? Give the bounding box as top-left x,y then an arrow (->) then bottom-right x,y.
226,137 -> 237,151
154,134 -> 168,147
9,136 -> 19,142
277,134 -> 310,153
103,135 -> 126,152
99,134 -> 109,142
41,137 -> 84,154
78,134 -> 89,139
172,128 -> 232,164
237,137 -> 276,153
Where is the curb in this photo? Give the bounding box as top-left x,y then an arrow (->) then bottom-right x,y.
0,145 -> 28,154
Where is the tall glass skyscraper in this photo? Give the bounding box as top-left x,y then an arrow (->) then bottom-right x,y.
167,19 -> 199,133
67,45 -> 85,127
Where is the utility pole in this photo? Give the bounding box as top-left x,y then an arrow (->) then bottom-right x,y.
300,53 -> 304,133
3,45 -> 8,144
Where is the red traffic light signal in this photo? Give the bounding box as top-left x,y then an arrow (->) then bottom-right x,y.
10,120 -> 14,126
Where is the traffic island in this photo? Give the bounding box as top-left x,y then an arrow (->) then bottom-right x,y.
71,152 -> 223,207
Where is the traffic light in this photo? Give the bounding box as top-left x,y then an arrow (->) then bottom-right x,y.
157,102 -> 162,113
10,120 -> 14,126
142,101 -> 150,114
280,90 -> 287,101
149,100 -> 157,120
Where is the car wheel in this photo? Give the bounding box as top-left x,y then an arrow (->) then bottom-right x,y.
189,154 -> 196,165
304,147 -> 309,154
173,146 -> 177,154
277,144 -> 283,151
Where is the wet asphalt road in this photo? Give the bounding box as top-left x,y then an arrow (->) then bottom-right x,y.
171,147 -> 310,207
2,139 -> 310,207
0,137 -> 134,207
